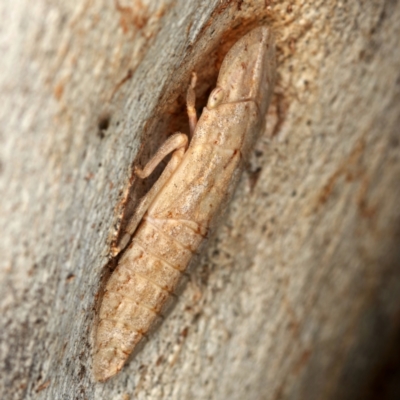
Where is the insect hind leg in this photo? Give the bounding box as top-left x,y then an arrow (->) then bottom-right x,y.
113,133 -> 188,255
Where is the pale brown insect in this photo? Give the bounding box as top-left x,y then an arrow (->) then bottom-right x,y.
93,26 -> 276,382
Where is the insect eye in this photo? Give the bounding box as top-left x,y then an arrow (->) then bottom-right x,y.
207,87 -> 225,109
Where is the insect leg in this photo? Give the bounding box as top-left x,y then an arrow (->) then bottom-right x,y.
114,133 -> 188,254
186,72 -> 198,137
134,133 -> 188,178
114,71 -> 197,255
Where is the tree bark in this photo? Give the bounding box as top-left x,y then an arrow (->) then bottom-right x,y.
1,1 -> 399,399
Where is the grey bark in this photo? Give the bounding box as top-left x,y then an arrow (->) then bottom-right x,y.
1,0 -> 400,399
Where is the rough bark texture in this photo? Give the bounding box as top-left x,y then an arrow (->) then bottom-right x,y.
1,1 -> 399,399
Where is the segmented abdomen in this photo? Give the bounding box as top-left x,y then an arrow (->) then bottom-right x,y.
93,216 -> 203,380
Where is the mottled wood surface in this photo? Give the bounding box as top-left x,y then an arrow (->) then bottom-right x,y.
1,1 -> 399,399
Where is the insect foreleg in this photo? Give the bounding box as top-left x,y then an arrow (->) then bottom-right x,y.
186,72 -> 198,137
